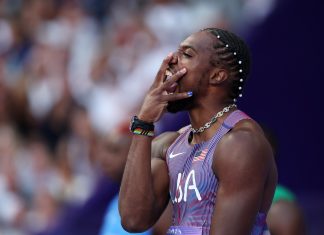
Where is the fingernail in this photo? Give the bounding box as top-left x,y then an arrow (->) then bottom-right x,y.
168,52 -> 173,57
187,91 -> 193,97
181,68 -> 186,73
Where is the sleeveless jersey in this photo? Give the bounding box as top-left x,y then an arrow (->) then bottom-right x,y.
166,110 -> 270,235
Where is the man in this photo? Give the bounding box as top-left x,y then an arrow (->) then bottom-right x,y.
267,187 -> 306,235
262,127 -> 306,235
119,28 -> 277,235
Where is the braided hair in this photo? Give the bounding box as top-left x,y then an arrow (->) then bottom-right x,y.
202,28 -> 251,102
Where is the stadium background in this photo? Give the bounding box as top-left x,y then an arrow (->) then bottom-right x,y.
0,0 -> 323,234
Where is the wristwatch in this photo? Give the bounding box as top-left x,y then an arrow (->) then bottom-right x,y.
129,116 -> 155,137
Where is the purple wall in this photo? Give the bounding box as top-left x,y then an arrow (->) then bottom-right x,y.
243,0 -> 323,192
241,0 -> 324,233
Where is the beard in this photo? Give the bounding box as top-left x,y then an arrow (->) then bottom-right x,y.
166,95 -> 195,113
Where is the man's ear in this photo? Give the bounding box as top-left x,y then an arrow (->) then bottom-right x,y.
209,68 -> 229,85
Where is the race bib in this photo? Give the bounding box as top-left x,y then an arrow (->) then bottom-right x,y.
167,226 -> 202,235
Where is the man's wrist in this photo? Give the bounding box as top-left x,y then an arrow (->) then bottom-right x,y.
130,116 -> 155,137
137,113 -> 155,124
136,114 -> 154,124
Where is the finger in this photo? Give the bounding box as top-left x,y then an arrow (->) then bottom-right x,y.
155,53 -> 173,84
160,68 -> 186,90
161,91 -> 193,102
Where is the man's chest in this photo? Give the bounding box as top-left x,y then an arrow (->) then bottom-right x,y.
168,146 -> 214,204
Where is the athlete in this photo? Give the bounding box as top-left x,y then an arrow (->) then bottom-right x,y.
119,28 -> 277,235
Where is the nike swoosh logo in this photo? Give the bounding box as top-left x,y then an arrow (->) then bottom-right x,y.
169,151 -> 185,159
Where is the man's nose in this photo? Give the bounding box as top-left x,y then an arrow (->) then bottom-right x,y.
169,52 -> 178,65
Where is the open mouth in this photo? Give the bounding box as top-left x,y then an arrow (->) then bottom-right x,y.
165,69 -> 173,80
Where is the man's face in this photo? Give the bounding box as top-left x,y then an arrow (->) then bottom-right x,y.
166,31 -> 216,113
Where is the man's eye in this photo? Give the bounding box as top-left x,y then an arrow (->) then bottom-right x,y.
177,49 -> 193,58
183,52 -> 192,58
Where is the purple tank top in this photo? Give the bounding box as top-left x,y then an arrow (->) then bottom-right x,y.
166,110 -> 270,235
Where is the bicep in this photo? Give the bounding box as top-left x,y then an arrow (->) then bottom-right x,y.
151,157 -> 170,217
210,129 -> 271,235
210,170 -> 266,235
150,132 -> 178,221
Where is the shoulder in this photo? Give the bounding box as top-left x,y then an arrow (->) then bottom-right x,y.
213,118 -> 273,179
218,118 -> 268,152
152,126 -> 188,160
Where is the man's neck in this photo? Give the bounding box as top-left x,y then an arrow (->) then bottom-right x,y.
188,101 -> 235,144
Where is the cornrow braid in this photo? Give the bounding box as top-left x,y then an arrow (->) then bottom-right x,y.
202,28 -> 251,102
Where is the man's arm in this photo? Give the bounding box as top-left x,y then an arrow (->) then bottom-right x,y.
210,121 -> 276,235
119,53 -> 190,232
119,132 -> 178,232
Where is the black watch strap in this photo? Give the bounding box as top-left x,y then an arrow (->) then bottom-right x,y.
130,116 -> 155,137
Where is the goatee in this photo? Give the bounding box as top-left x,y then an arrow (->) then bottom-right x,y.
166,96 -> 194,113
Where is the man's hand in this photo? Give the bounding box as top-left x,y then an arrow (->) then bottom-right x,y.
138,53 -> 191,123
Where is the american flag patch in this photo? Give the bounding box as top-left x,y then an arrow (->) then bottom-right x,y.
193,149 -> 208,162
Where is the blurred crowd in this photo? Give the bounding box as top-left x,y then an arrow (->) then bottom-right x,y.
0,0 -> 276,234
